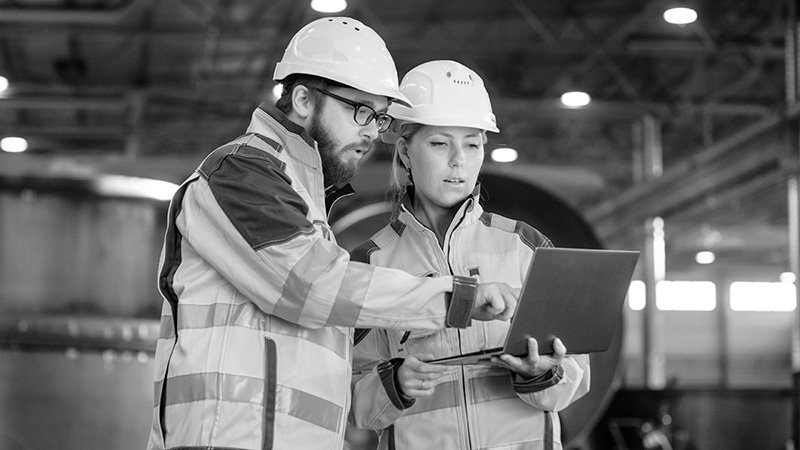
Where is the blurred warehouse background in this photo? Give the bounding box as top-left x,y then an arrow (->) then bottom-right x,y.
0,0 -> 797,449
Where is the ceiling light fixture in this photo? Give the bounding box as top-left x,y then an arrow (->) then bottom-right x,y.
560,90 -> 591,108
663,7 -> 697,25
491,147 -> 518,163
310,0 -> 347,13
695,250 -> 715,264
1,136 -> 28,153
0,75 -> 8,93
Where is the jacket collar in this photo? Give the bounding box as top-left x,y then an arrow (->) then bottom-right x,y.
249,102 -> 357,213
325,183 -> 355,214
247,102 -> 319,171
399,183 -> 482,230
255,102 -> 315,148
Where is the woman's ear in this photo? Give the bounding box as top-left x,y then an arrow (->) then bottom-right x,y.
397,138 -> 411,172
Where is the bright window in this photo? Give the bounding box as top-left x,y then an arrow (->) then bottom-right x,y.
658,281 -> 716,311
628,280 -> 645,310
730,282 -> 796,312
627,280 -> 716,311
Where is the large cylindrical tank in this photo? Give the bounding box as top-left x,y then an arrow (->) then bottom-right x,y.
0,175 -> 166,450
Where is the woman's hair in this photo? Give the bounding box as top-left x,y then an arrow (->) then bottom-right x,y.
388,122 -> 425,218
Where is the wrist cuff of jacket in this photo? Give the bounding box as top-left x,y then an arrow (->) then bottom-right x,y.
513,365 -> 565,394
377,358 -> 415,410
446,275 -> 478,328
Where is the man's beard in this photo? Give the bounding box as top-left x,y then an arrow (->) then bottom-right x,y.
307,112 -> 371,188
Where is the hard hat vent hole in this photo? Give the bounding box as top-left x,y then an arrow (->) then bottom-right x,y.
446,71 -> 473,86
355,27 -> 360,31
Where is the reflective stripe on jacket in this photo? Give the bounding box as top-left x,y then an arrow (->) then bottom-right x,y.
351,191 -> 591,450
147,103 -> 473,450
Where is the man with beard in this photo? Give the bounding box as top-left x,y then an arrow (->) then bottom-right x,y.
146,17 -> 519,450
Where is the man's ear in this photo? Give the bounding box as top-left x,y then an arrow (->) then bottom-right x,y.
291,85 -> 315,120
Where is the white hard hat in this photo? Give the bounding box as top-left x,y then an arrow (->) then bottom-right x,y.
273,17 -> 410,106
388,60 -> 499,132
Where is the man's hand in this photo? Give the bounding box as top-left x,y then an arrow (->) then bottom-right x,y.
471,282 -> 519,321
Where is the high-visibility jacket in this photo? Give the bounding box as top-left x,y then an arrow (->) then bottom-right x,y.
350,190 -> 591,450
146,103 -> 479,450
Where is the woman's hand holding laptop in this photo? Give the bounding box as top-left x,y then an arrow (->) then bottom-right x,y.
491,337 -> 566,379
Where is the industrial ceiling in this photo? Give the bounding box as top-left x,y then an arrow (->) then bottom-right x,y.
0,0 -> 792,277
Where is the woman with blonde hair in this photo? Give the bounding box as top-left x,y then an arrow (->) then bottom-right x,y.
350,60 -> 591,450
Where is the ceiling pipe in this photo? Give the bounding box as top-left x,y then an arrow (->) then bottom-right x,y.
497,98 -> 771,121
626,39 -> 786,59
586,102 -> 800,240
507,0 -> 557,46
7,125 -> 126,138
0,96 -> 127,111
0,0 -> 151,24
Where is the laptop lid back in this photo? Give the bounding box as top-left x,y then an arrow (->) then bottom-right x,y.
504,247 -> 639,356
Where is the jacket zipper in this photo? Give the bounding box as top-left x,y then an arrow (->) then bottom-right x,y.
446,215 -> 474,449
403,201 -> 475,449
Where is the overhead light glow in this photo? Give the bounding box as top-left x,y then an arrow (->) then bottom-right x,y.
695,250 -> 715,264
0,76 -> 8,93
310,0 -> 347,13
491,147 -> 518,163
1,136 -> 28,153
663,7 -> 697,25
94,175 -> 179,201
781,272 -> 797,284
272,83 -> 283,100
560,91 -> 591,107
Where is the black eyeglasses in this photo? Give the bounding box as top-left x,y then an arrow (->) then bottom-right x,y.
313,88 -> 394,133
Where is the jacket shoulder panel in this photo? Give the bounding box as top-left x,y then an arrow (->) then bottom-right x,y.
199,141 -> 314,250
478,211 -> 552,251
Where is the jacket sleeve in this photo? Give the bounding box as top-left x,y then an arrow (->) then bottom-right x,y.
512,353 -> 591,412
168,146 -> 476,330
350,329 -> 412,430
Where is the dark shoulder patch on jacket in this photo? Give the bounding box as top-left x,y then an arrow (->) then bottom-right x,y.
389,220 -> 406,237
353,328 -> 371,346
514,220 -> 552,251
350,239 -> 380,264
204,144 -> 313,249
252,133 -> 283,153
479,211 -> 551,251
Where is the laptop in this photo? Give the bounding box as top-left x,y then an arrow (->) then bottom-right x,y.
431,247 -> 639,365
